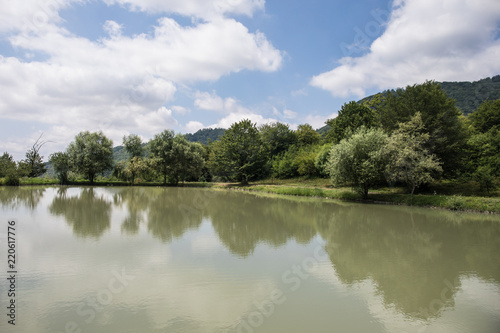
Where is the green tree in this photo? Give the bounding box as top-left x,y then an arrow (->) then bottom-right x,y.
384,113 -> 442,200
122,134 -> 146,184
259,122 -> 298,157
0,152 -> 20,185
67,131 -> 114,184
49,152 -> 71,184
296,124 -> 321,146
326,101 -> 377,143
123,134 -> 144,158
169,135 -> 205,185
149,130 -> 175,184
465,128 -> 500,176
469,99 -> 500,133
327,127 -> 388,199
114,156 -> 149,184
314,144 -> 332,178
376,81 -> 466,175
0,152 -> 17,178
209,119 -> 267,185
19,134 -> 48,177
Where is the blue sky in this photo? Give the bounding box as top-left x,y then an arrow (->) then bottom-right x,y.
1,0 -> 500,160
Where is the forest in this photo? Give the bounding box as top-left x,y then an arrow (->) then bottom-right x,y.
1,80 -> 499,200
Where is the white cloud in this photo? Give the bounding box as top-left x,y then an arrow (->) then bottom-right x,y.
194,91 -> 277,128
103,20 -> 123,37
185,121 -> 205,133
310,0 -> 500,98
283,109 -> 297,119
104,0 -> 265,20
0,1 -> 282,158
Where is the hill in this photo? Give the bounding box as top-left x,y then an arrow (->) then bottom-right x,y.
184,128 -> 225,145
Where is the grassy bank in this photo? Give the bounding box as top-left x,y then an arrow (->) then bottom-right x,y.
1,176 -> 499,214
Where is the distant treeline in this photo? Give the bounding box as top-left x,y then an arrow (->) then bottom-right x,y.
1,80 -> 499,196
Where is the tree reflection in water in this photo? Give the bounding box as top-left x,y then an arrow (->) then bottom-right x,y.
49,187 -> 112,239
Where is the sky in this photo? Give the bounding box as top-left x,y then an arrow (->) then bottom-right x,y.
1,0 -> 500,160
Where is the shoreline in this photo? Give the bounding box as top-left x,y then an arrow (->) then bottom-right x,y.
2,178 -> 499,214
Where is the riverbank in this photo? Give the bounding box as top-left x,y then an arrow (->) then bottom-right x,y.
2,177 -> 499,214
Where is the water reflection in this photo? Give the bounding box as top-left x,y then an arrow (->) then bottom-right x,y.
316,204 -> 500,319
0,186 -> 46,210
48,187 -> 112,238
207,191 -> 319,257
6,186 -> 498,331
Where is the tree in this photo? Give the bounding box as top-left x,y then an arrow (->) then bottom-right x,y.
325,101 -> 377,143
296,124 -> 321,146
149,130 -> 175,184
327,127 -> 388,199
168,135 -> 205,185
209,119 -> 267,185
123,134 -> 144,158
49,152 -> 71,184
469,99 -> 500,133
122,134 -> 145,184
0,152 -> 17,178
67,131 -> 114,184
114,156 -> 149,184
259,122 -> 298,157
0,152 -> 20,185
19,134 -> 48,177
384,113 -> 442,200
376,81 -> 466,175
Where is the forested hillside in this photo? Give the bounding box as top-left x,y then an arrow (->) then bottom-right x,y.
184,128 -> 225,144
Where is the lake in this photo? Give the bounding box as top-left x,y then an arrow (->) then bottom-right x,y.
0,186 -> 499,333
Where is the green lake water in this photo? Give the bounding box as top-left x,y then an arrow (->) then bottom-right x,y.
0,186 -> 499,333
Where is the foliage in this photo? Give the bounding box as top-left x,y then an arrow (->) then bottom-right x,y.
123,134 -> 144,158
362,75 -> 500,116
168,136 -> 205,184
19,134 -> 48,178
259,122 -> 297,157
465,128 -> 500,176
376,81 -> 466,175
384,113 -> 442,199
0,152 -> 17,178
149,130 -> 175,184
49,152 -> 71,184
314,144 -> 332,178
209,119 -> 267,184
294,146 -> 321,177
66,131 -> 114,184
325,101 -> 377,143
327,127 -> 388,199
271,147 -> 299,179
296,124 -> 321,146
440,75 -> 500,115
184,128 -> 225,145
468,98 -> 500,133
473,166 -> 497,195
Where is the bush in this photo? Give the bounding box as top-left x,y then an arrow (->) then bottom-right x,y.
5,173 -> 20,186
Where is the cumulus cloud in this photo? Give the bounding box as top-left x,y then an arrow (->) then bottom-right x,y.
0,1 -> 282,157
103,0 -> 265,20
185,121 -> 205,133
310,0 -> 500,98
193,91 -> 278,128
